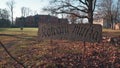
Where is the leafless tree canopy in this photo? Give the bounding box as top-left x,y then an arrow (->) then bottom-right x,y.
43,0 -> 97,24
97,0 -> 120,28
6,0 -> 15,25
0,9 -> 9,19
21,7 -> 31,17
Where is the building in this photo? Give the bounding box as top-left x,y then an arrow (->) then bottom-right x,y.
93,18 -> 112,28
15,15 -> 69,27
93,18 -> 120,30
114,23 -> 120,30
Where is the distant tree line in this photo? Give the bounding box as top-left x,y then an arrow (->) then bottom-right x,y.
0,9 -> 11,28
97,0 -> 120,29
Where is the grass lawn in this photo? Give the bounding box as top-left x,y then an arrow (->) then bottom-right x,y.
1,28 -> 120,36
0,28 -> 120,68
0,28 -> 38,36
102,29 -> 120,37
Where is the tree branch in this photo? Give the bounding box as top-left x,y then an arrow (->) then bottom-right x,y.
92,0 -> 97,12
64,2 -> 88,13
55,11 -> 88,18
79,0 -> 88,6
0,41 -> 26,68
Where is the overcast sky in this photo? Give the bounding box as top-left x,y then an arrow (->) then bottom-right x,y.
1,0 -> 118,19
0,0 -> 50,18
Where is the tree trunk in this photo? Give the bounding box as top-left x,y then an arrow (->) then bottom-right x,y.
88,0 -> 93,25
110,16 -> 114,29
12,10 -> 13,26
88,11 -> 93,25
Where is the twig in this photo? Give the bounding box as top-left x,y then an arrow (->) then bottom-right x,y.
0,41 -> 26,68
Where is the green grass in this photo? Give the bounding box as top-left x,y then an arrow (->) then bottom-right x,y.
102,29 -> 120,36
0,28 -> 119,37
103,29 -> 120,32
0,28 -> 38,36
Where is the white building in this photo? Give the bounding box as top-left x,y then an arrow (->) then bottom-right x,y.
93,18 -> 111,28
114,23 -> 120,30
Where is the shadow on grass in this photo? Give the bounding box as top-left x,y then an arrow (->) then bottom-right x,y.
0,34 -> 36,41
0,28 -> 7,31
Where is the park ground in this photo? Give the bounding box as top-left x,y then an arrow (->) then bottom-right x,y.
0,28 -> 120,68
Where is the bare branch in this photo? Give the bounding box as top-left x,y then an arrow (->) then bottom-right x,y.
79,0 -> 88,6
44,0 -> 97,24
0,41 -> 26,68
56,11 -> 88,18
65,2 -> 88,13
93,0 -> 97,12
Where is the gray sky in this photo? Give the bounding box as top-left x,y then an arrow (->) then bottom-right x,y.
0,0 -> 50,18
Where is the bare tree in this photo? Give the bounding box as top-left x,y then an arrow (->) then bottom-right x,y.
0,9 -> 9,20
66,10 -> 80,24
33,10 -> 38,15
97,0 -> 120,29
67,14 -> 78,24
21,7 -> 26,17
113,0 -> 120,23
43,0 -> 97,25
21,7 -> 32,17
6,0 -> 15,25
